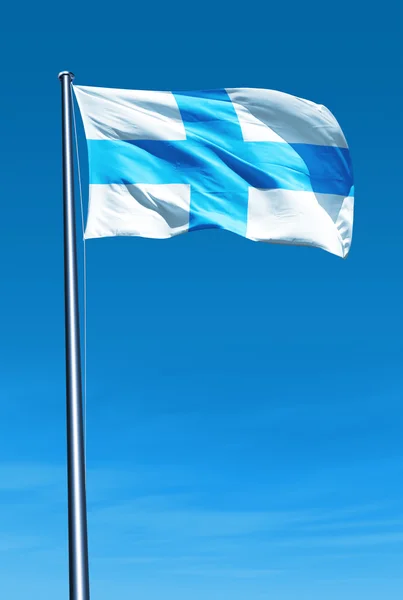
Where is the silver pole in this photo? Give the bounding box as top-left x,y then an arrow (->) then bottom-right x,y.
58,71 -> 90,600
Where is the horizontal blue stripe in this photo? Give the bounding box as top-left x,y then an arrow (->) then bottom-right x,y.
88,139 -> 353,197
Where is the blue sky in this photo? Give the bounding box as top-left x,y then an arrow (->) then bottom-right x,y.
0,1 -> 402,598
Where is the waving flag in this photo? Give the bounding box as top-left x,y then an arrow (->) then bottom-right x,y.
73,86 -> 354,257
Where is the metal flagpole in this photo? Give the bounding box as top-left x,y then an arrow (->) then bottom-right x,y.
58,71 -> 91,600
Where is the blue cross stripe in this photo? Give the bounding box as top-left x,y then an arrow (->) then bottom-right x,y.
87,90 -> 354,236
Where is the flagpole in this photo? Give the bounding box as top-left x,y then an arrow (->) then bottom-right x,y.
58,71 -> 91,600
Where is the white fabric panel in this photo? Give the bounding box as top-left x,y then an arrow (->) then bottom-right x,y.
246,188 -> 353,258
73,86 -> 186,141
85,184 -> 191,239
335,195 -> 354,256
227,88 -> 348,148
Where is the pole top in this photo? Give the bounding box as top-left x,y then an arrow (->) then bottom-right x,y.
58,71 -> 75,81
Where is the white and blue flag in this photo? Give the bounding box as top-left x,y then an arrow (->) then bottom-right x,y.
73,86 -> 354,257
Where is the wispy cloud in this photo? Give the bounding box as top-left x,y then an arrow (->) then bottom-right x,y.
91,497 -> 387,539
297,518 -> 403,533
165,567 -> 281,578
1,460 -> 402,583
0,463 -> 64,492
275,532 -> 403,549
0,534 -> 42,552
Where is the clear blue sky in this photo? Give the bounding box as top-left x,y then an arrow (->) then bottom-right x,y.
0,2 -> 402,599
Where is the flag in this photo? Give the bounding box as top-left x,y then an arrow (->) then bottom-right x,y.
73,86 -> 354,257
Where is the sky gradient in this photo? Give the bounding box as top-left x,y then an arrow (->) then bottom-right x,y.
0,1 -> 402,598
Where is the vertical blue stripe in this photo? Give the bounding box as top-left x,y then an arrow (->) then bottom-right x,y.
173,90 -> 249,235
